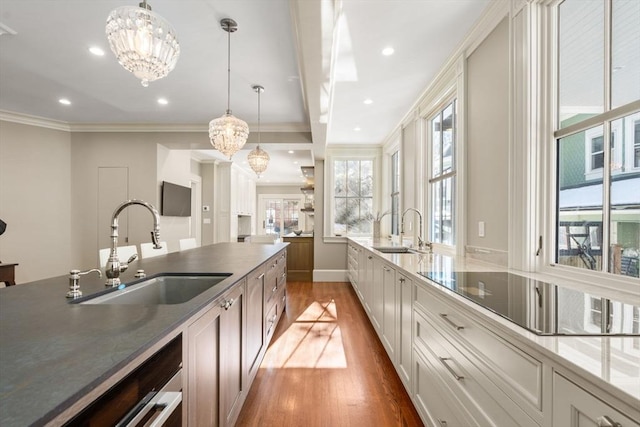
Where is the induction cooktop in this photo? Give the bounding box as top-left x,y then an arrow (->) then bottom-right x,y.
418,271 -> 640,336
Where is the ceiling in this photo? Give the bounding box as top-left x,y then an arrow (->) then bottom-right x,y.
0,0 -> 490,185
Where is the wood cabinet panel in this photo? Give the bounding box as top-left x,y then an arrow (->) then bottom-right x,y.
220,283 -> 245,427
283,237 -> 313,281
246,266 -> 265,383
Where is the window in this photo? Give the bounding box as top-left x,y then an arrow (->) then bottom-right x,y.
391,151 -> 400,235
332,159 -> 373,236
554,0 -> 640,279
258,195 -> 304,236
429,100 -> 456,245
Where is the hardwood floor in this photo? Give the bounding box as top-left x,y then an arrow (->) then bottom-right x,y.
236,281 -> 424,427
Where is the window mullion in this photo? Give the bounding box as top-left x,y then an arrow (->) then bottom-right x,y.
602,120 -> 612,273
601,0 -> 612,273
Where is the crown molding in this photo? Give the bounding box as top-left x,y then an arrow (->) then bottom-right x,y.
0,110 -> 311,134
0,110 -> 71,132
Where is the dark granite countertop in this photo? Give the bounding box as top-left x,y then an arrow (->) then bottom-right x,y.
0,242 -> 287,426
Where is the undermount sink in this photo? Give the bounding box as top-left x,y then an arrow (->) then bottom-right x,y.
77,273 -> 232,305
372,246 -> 415,254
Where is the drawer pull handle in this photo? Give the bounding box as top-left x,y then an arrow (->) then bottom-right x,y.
439,357 -> 464,381
440,313 -> 464,330
597,416 -> 622,427
221,298 -> 235,310
272,286 -> 278,293
437,419 -> 448,427
116,390 -> 182,427
399,277 -> 405,283
257,273 -> 265,280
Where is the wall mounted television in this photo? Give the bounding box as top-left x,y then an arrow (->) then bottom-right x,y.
161,181 -> 192,217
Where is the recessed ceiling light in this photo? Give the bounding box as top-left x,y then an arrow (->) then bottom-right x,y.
363,98 -> 373,105
58,98 -> 71,105
354,127 -> 361,131
157,98 -> 169,105
382,47 -> 395,56
288,150 -> 294,154
293,161 -> 299,165
89,46 -> 105,56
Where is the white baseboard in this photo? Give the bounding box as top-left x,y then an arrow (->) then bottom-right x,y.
313,269 -> 349,282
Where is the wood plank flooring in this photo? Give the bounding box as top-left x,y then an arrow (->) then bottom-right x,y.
236,281 -> 424,427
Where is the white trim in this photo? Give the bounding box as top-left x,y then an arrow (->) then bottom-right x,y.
0,110 -> 310,133
323,148 -> 382,238
313,269 -> 349,282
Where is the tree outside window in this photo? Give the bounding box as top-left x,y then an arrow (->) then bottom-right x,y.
333,159 -> 373,236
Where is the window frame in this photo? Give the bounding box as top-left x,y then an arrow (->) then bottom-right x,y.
427,98 -> 457,247
324,148 -> 381,241
539,0 -> 640,291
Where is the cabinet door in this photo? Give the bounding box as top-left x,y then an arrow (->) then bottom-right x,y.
187,306 -> 221,427
219,283 -> 246,427
246,266 -> 265,382
371,258 -> 384,331
553,374 -> 640,427
381,263 -> 397,360
397,272 -> 413,389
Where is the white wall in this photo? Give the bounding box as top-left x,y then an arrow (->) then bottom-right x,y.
0,121 -> 72,283
465,17 -> 510,264
156,145 -> 193,252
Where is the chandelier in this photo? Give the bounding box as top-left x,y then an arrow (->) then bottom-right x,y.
209,18 -> 249,159
248,85 -> 270,178
106,0 -> 180,87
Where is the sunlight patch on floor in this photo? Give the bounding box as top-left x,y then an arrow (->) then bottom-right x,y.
261,300 -> 347,369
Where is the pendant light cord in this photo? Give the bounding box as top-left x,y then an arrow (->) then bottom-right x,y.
257,89 -> 261,146
226,23 -> 231,115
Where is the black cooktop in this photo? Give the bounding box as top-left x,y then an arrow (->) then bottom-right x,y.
418,271 -> 640,336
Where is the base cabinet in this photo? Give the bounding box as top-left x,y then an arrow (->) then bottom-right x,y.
552,374 -> 640,427
187,305 -> 221,426
186,281 -> 246,427
246,266 -> 265,383
397,272 -> 413,389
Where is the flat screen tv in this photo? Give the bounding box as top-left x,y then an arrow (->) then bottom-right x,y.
161,181 -> 192,217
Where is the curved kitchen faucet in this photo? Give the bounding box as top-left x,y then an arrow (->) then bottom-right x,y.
401,208 -> 431,252
105,199 -> 161,287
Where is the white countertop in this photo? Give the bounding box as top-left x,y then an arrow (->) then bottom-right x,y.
349,238 -> 640,406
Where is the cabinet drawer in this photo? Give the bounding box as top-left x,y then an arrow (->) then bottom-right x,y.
413,347 -> 475,427
414,310 -> 538,427
265,302 -> 279,341
415,283 -> 543,415
553,373 -> 640,427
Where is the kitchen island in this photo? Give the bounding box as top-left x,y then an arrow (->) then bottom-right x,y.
0,242 -> 288,426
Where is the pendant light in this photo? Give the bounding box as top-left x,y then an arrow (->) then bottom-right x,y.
209,18 -> 249,160
247,85 -> 270,178
106,0 -> 180,87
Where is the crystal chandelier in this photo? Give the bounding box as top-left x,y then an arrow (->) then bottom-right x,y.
209,19 -> 249,159
248,85 -> 270,178
106,0 -> 180,87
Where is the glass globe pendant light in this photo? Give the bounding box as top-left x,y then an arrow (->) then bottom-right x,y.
209,18 -> 249,160
248,85 -> 270,178
105,0 -> 180,87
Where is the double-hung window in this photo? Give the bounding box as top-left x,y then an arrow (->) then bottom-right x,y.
429,100 -> 456,245
390,151 -> 400,235
332,159 -> 374,236
554,0 -> 640,279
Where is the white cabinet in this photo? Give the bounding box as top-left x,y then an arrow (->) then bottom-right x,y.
397,272 -> 413,390
359,251 -> 374,314
371,258 -> 384,331
215,163 -> 256,242
381,262 -> 397,360
553,374 -> 640,427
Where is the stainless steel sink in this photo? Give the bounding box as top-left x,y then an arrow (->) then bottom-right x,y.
77,273 -> 232,305
372,246 -> 415,254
